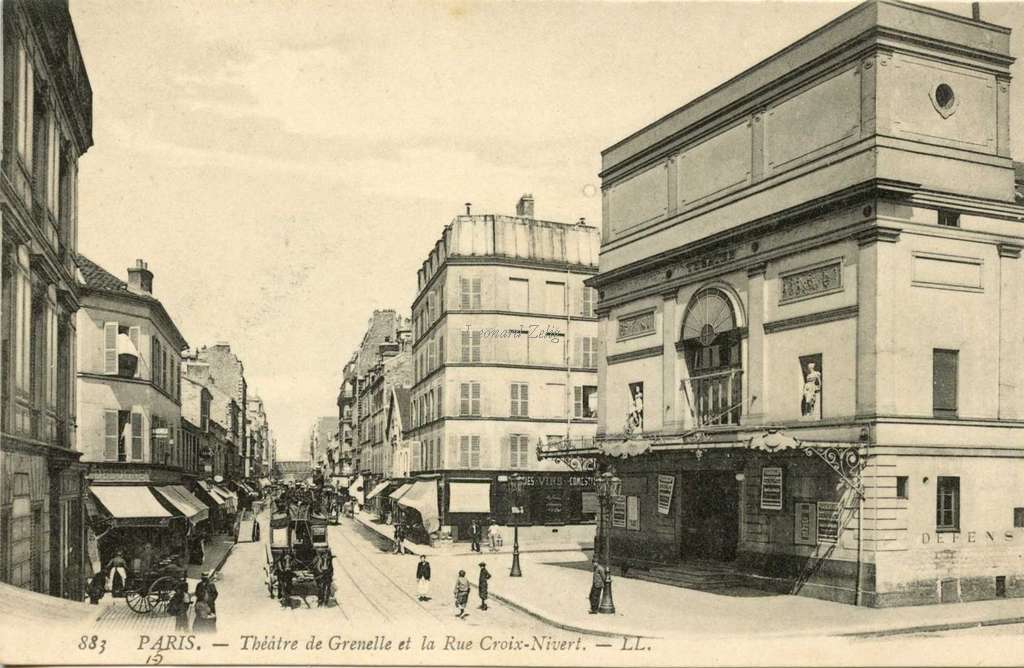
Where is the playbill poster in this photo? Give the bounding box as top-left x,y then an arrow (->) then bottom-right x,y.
3,1 -> 1024,668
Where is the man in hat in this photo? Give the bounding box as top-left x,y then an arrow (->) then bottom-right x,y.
477,562 -> 491,611
195,570 -> 219,615
589,558 -> 606,614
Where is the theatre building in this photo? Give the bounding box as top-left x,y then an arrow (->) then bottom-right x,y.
543,1 -> 1024,606
404,196 -> 602,545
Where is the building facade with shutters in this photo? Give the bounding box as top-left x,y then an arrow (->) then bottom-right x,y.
0,0 -> 93,600
405,196 -> 602,545
546,0 -> 1024,607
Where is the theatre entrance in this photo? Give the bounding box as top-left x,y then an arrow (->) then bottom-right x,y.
679,470 -> 739,561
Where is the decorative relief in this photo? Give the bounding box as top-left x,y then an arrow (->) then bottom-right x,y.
617,310 -> 656,340
780,261 -> 842,304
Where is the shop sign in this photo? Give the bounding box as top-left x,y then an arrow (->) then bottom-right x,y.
817,501 -> 840,543
760,467 -> 783,511
626,496 -> 641,531
657,474 -> 675,515
517,474 -> 593,488
794,502 -> 817,546
611,495 -> 627,528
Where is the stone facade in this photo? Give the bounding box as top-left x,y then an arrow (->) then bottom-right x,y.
191,343 -> 248,476
586,0 -> 1024,607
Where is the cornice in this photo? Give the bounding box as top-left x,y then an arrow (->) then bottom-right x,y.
606,345 -> 664,366
763,305 -> 859,335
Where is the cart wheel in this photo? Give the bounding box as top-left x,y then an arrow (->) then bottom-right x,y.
126,587 -> 153,613
149,576 -> 179,614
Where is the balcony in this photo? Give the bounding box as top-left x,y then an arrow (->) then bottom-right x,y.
683,368 -> 743,427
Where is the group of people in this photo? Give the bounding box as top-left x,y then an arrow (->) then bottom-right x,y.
275,551 -> 336,608
412,555 -> 490,618
166,571 -> 219,632
467,519 -> 502,553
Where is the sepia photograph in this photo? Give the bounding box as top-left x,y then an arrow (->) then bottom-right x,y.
2,0 -> 1024,665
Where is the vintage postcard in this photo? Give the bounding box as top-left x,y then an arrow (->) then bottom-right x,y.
2,0 -> 1024,665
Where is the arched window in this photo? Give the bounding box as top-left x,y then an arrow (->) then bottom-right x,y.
680,288 -> 740,373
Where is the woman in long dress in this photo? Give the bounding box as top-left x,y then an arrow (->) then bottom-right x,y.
193,590 -> 217,634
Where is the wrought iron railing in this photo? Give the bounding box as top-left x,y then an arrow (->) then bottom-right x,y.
682,368 -> 743,426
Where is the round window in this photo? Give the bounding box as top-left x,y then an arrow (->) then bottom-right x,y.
935,83 -> 955,111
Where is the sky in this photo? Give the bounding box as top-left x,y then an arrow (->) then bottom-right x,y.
68,0 -> 1024,461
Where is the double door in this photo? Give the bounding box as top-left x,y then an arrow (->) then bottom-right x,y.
678,471 -> 739,562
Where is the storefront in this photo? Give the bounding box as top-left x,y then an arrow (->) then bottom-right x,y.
364,479 -> 398,520
87,485 -> 189,582
152,485 -> 209,565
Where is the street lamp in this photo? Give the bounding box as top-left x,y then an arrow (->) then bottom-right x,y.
595,469 -> 621,614
508,473 -> 526,577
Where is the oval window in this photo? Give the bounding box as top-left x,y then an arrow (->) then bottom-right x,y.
935,83 -> 955,111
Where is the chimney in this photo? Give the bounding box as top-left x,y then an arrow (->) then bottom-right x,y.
465,202 -> 472,215
127,259 -> 153,294
516,194 -> 535,219
972,2 -> 981,20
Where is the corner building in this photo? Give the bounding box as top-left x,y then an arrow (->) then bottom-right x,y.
581,1 -> 1024,606
407,196 -> 601,545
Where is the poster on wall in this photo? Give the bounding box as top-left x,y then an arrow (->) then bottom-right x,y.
760,466 -> 783,511
611,495 -> 627,527
581,492 -> 599,515
657,474 -> 675,515
626,496 -> 641,531
799,353 -> 823,420
794,502 -> 817,546
817,501 -> 841,543
625,381 -> 644,434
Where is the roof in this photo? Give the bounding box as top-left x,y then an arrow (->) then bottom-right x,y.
393,387 -> 412,432
76,254 -> 189,350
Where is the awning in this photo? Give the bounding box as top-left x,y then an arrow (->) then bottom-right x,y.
349,475 -> 365,504
397,480 -> 440,533
154,486 -> 209,524
90,486 -> 177,527
448,482 -> 492,513
212,484 -> 238,513
195,480 -> 226,507
365,481 -> 392,501
389,483 -> 412,500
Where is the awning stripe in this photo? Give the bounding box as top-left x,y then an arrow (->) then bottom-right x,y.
365,481 -> 392,500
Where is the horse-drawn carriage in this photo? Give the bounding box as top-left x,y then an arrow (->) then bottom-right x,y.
264,504 -> 334,607
124,556 -> 187,614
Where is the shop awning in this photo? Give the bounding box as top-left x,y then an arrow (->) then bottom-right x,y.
196,480 -> 226,507
154,486 -> 209,524
389,483 -> 412,500
397,480 -> 440,533
365,481 -> 392,501
90,486 -> 178,527
448,481 -> 492,513
349,475 -> 365,504
212,484 -> 238,513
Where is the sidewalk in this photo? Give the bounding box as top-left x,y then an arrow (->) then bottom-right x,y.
353,511 -> 592,556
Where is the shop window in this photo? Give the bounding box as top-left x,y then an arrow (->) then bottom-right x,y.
936,476 -> 960,532
932,349 -> 958,418
510,382 -> 529,417
896,476 -> 909,499
938,209 -> 960,228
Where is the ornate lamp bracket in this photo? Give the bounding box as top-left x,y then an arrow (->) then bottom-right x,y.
803,445 -> 865,498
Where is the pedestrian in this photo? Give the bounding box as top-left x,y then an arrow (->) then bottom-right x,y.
469,520 -> 481,553
453,569 -> 471,618
196,571 -> 219,615
487,520 -> 500,552
415,555 -> 431,601
106,550 -> 128,595
193,590 -> 217,634
87,571 -> 105,604
477,562 -> 491,611
588,558 -> 606,614
393,523 -> 402,554
167,581 -> 192,632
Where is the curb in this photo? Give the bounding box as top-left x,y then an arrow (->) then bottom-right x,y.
838,615 -> 1024,639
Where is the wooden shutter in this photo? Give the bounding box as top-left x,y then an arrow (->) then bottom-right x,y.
471,382 -> 481,416
472,331 -> 481,362
131,412 -> 143,460
460,278 -> 470,309
461,330 -> 470,362
460,383 -> 469,415
471,435 -> 480,467
103,322 -> 118,374
510,383 -> 519,416
459,435 -> 469,467
151,337 -> 160,386
574,386 -> 582,417
471,278 -> 481,309
129,326 -> 141,377
103,410 -> 118,460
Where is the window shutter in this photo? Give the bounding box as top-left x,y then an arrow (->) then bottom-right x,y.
460,278 -> 470,309
521,384 -> 528,416
574,386 -> 583,417
472,331 -> 481,362
152,337 -> 160,386
129,326 -> 142,377
510,383 -> 518,416
471,435 -> 481,467
103,322 -> 118,374
459,435 -> 469,467
461,330 -> 469,362
471,278 -> 481,309
131,413 -> 143,461
460,383 -> 469,415
103,410 -> 118,460
471,382 -> 481,416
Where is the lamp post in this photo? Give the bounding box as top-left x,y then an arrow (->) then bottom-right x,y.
509,473 -> 525,577
596,469 -> 621,614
